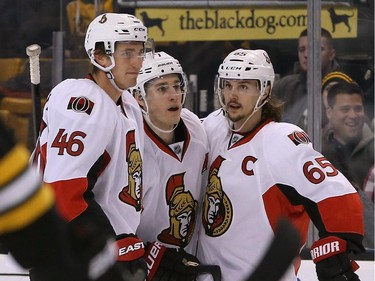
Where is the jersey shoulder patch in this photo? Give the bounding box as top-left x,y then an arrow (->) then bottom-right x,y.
67,96 -> 95,115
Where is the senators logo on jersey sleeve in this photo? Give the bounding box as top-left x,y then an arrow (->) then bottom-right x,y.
288,131 -> 311,146
202,156 -> 233,237
67,96 -> 94,115
119,130 -> 143,211
157,173 -> 198,248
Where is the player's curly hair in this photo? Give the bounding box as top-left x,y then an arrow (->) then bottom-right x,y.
261,95 -> 284,122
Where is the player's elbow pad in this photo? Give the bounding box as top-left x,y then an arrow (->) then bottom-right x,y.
310,236 -> 360,281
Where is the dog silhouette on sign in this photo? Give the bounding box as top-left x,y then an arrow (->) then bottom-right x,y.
140,12 -> 168,36
328,7 -> 354,33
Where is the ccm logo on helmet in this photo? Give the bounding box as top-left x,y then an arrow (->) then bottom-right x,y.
310,241 -> 341,260
134,27 -> 146,31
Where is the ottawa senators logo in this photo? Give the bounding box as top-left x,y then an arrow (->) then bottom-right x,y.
119,130 -> 142,211
67,96 -> 94,115
202,156 -> 233,237
99,14 -> 107,24
157,173 -> 198,248
288,131 -> 311,146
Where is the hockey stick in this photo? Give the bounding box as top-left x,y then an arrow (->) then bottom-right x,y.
197,264 -> 221,281
245,218 -> 301,281
26,44 -> 42,143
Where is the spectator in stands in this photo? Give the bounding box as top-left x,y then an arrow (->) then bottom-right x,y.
272,28 -> 339,131
363,166 -> 374,202
321,71 -> 355,131
66,0 -> 114,36
322,81 -> 374,192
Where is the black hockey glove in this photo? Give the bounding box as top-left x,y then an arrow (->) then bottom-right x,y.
144,241 -> 200,281
310,236 -> 360,281
116,233 -> 148,281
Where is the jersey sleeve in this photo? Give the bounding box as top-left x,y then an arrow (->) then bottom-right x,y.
265,123 -> 364,252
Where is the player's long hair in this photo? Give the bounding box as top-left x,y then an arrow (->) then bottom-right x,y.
261,95 -> 284,122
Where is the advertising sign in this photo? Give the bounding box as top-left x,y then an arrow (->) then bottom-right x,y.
135,7 -> 357,41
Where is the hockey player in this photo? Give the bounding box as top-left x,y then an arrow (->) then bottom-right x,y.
131,51 -> 209,280
197,49 -> 364,281
0,120 -> 145,281
31,13 -> 149,280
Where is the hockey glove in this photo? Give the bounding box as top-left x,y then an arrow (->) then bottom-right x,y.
145,241 -> 200,281
310,236 -> 360,281
116,234 -> 148,281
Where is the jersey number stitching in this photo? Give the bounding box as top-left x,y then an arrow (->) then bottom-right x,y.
52,129 -> 86,156
303,156 -> 339,184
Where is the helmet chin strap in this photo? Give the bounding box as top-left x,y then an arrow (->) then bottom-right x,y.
226,94 -> 268,133
106,71 -> 126,92
228,106 -> 259,133
144,112 -> 178,134
140,96 -> 178,134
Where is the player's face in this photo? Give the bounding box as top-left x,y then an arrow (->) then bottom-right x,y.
111,42 -> 145,89
222,79 -> 261,127
326,93 -> 365,144
145,74 -> 183,130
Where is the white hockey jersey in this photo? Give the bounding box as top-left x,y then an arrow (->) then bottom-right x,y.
32,77 -> 144,236
136,108 -> 208,254
197,109 -> 364,281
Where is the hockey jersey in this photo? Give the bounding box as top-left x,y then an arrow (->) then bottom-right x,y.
32,77 -> 144,237
197,109 -> 364,281
136,108 -> 208,254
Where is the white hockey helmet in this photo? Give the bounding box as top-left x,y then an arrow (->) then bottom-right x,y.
136,51 -> 188,104
216,49 -> 275,111
84,13 -> 147,72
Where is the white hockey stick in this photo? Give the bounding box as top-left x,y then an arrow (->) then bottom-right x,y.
26,44 -> 42,143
